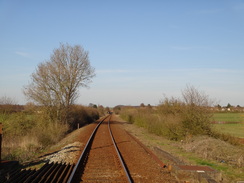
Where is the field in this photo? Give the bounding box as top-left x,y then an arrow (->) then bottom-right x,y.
212,112 -> 244,122
212,113 -> 244,138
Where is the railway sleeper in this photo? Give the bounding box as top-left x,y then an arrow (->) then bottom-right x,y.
1,161 -> 74,183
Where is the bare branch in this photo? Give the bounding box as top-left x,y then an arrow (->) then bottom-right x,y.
23,43 -> 95,123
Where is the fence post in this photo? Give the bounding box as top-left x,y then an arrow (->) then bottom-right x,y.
0,123 -> 2,163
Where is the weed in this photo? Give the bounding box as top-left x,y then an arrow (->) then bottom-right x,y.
1,104 -> 100,162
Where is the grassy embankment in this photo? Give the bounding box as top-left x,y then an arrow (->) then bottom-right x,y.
0,105 -> 103,163
118,106 -> 244,182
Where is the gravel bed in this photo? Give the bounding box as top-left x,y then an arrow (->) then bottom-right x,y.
40,141 -> 83,164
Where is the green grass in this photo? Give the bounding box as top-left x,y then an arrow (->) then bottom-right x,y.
158,139 -> 244,181
211,113 -> 244,138
212,123 -> 244,138
212,112 -> 244,122
183,152 -> 244,181
122,114 -> 244,182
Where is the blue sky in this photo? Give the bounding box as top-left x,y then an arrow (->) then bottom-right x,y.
0,0 -> 244,107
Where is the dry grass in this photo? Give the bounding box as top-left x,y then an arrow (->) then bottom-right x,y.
120,116 -> 244,182
119,103 -> 212,141
1,104 -> 100,162
118,105 -> 244,181
180,136 -> 244,168
2,121 -> 69,162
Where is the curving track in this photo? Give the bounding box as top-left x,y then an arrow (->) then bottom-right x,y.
67,115 -> 132,183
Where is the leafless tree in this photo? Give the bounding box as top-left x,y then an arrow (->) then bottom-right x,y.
0,96 -> 17,113
0,96 -> 16,105
24,43 -> 95,123
182,84 -> 213,107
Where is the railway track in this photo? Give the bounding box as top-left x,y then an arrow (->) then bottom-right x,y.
1,114 -> 175,182
1,113 -> 219,182
1,115 -> 132,183
67,114 -> 132,183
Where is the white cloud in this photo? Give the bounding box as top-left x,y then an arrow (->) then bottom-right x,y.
15,51 -> 31,58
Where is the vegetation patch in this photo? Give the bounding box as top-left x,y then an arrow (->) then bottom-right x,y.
180,136 -> 244,168
116,85 -> 244,182
0,105 -> 100,163
212,123 -> 244,138
212,112 -> 244,123
121,116 -> 244,182
119,85 -> 214,140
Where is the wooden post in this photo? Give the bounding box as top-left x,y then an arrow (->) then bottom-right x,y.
0,123 -> 2,163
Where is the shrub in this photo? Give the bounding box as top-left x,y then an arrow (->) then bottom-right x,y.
180,85 -> 213,135
97,105 -> 106,116
120,107 -> 138,124
3,112 -> 36,136
209,130 -> 240,145
120,85 -> 215,140
1,111 -> 69,162
181,104 -> 212,135
68,105 -> 99,129
1,103 -> 100,162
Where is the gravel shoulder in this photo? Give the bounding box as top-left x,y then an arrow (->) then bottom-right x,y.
23,122 -> 98,169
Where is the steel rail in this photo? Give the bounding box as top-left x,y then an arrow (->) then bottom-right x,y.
108,115 -> 133,183
67,114 -> 132,183
67,115 -> 110,183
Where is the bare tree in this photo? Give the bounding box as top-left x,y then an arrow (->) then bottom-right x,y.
0,96 -> 16,105
182,85 -> 212,107
0,96 -> 17,113
24,43 -> 95,123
